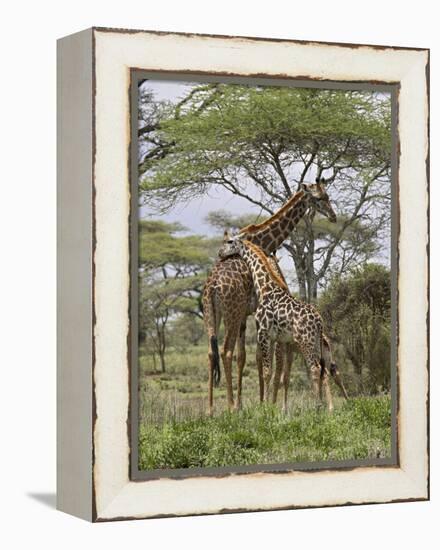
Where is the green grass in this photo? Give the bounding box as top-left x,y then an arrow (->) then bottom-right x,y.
139,396 -> 391,470
138,343 -> 392,470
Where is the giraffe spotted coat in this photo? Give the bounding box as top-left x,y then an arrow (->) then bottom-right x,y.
218,238 -> 348,410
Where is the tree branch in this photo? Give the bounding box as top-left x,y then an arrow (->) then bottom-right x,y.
299,140 -> 319,183
267,145 -> 292,197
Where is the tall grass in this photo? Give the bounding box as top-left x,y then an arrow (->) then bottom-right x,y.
139,397 -> 391,470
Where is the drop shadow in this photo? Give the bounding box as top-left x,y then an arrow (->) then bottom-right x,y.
27,492 -> 57,509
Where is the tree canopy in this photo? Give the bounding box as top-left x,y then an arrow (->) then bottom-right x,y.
138,82 -> 392,301
139,220 -> 217,371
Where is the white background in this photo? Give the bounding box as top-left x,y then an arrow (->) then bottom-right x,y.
0,1 -> 437,548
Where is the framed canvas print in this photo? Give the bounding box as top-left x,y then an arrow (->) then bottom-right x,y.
57,27 -> 429,522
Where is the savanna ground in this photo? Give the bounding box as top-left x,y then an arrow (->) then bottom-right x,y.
138,342 -> 392,470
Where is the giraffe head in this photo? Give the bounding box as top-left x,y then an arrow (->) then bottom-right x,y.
218,233 -> 245,259
301,178 -> 337,223
218,180 -> 337,259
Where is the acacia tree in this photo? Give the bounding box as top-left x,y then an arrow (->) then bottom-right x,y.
139,83 -> 391,301
139,220 -> 216,371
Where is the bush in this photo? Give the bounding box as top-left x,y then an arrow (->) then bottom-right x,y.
319,263 -> 391,395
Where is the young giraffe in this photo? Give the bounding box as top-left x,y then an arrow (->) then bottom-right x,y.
267,255 -> 348,411
218,238 -> 346,411
203,179 -> 337,414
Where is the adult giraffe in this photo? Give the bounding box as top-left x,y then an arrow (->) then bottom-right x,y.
203,179 -> 337,414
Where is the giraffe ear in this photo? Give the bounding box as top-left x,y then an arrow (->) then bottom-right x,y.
315,176 -> 327,185
223,229 -> 231,241
299,183 -> 311,194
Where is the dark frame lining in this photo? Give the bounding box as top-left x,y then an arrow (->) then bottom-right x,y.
129,70 -> 400,482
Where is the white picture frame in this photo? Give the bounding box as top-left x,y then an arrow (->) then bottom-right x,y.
57,27 -> 429,522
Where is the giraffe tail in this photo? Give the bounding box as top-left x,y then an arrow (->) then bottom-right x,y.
210,335 -> 221,387
319,333 -> 331,379
322,333 -> 349,399
204,287 -> 221,387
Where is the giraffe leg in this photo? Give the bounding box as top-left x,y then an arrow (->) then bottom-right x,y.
272,342 -> 284,405
221,329 -> 238,411
203,282 -> 223,416
206,327 -> 221,417
282,343 -> 294,413
256,344 -> 264,403
208,348 -> 214,417
264,343 -> 274,402
300,341 -> 334,412
235,320 -> 247,410
257,331 -> 273,402
309,362 -> 321,401
319,365 -> 334,412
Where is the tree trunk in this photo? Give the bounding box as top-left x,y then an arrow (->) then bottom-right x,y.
306,274 -> 318,303
291,253 -> 307,301
159,349 -> 166,373
298,277 -> 307,301
155,322 -> 167,373
304,226 -> 317,303
159,329 -> 166,373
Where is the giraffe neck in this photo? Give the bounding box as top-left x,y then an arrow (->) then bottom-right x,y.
241,191 -> 311,255
241,241 -> 288,299
266,255 -> 288,288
